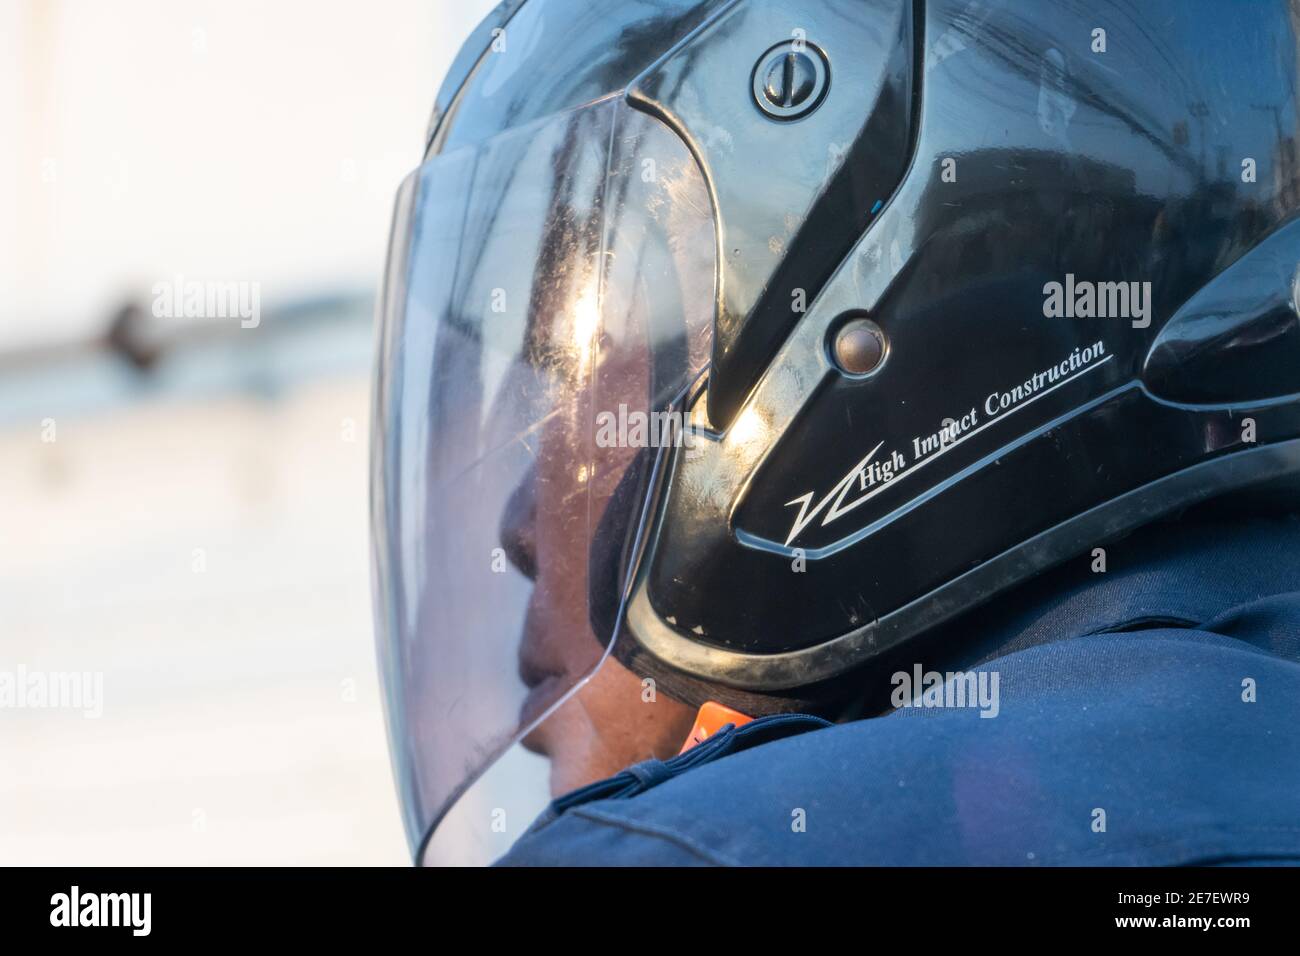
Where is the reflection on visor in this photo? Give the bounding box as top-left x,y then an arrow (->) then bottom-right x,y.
371,96 -> 715,864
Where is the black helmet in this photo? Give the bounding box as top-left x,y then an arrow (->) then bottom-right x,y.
372,0 -> 1300,863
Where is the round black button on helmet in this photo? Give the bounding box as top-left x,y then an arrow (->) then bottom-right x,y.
751,39 -> 830,119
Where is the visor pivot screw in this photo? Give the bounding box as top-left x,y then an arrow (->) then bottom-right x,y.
752,41 -> 830,120
831,317 -> 887,377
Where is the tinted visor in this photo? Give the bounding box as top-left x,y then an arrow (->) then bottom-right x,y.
371,96 -> 715,863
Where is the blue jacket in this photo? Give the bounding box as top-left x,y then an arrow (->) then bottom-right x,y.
498,511 -> 1300,866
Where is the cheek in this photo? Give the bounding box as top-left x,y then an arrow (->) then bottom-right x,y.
576,659 -> 697,761
530,447 -> 631,649
538,655 -> 699,796
530,486 -> 597,670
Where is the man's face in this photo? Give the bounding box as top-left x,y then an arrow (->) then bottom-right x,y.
496,322 -> 695,797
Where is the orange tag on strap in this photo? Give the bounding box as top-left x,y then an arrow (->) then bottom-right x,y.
678,700 -> 754,754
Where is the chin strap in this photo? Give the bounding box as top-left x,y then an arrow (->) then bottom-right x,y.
678,700 -> 754,754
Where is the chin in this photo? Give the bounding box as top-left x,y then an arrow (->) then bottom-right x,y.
546,755 -> 590,799
519,720 -> 550,758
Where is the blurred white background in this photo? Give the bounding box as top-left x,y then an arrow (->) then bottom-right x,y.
0,0 -> 498,865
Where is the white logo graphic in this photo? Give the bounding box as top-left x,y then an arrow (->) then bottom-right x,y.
780,342 -> 1111,548
783,441 -> 889,547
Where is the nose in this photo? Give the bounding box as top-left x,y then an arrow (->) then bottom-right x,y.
498,464 -> 539,580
